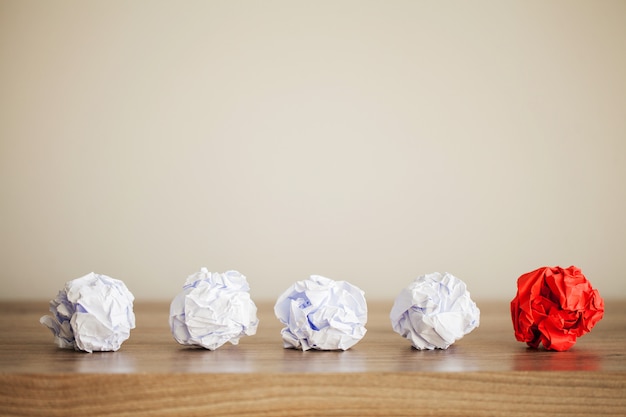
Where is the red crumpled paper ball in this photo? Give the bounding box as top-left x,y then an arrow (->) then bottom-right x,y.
510,266 -> 604,351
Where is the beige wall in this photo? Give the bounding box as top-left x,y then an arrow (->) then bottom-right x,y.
1,0 -> 625,302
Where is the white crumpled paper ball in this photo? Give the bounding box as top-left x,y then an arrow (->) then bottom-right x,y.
390,272 -> 480,350
274,275 -> 368,351
169,268 -> 259,350
40,272 -> 136,353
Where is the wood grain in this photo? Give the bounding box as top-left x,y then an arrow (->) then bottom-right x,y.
1,301 -> 625,416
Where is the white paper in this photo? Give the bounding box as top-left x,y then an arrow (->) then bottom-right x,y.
40,272 -> 136,353
274,275 -> 367,351
390,272 -> 480,350
169,268 -> 258,350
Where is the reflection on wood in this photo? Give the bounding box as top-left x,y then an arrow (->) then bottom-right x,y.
0,301 -> 625,416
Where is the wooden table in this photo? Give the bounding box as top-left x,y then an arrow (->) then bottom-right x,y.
1,301 -> 624,416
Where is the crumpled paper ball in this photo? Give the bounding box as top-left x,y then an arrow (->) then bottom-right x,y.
390,272 -> 480,350
511,265 -> 604,351
169,268 -> 259,350
40,272 -> 136,353
274,275 -> 368,351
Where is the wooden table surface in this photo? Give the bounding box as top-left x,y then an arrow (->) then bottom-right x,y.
1,300 -> 625,416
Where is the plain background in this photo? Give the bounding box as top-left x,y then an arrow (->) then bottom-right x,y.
1,0 -> 625,302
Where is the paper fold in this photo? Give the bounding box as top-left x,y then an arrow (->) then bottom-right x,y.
40,272 -> 136,352
169,268 -> 258,350
390,272 -> 479,350
274,275 -> 367,351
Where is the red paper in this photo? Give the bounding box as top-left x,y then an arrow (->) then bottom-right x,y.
510,266 -> 604,351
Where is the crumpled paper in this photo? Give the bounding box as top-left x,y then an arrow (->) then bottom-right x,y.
274,275 -> 368,351
40,272 -> 136,353
390,272 -> 480,350
169,268 -> 258,350
511,265 -> 604,351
